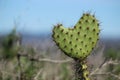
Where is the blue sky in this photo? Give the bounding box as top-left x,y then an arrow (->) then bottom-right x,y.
0,0 -> 120,38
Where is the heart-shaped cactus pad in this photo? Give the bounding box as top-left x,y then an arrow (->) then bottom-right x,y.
52,13 -> 100,60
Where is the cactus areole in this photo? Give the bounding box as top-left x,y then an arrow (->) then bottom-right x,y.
52,13 -> 100,60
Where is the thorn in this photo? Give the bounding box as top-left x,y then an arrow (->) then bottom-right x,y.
76,38 -> 78,41
92,42 -> 94,44
85,20 -> 88,23
97,38 -> 99,41
74,26 -> 77,28
92,47 -> 94,50
71,48 -> 73,51
57,24 -> 62,26
52,34 -> 54,38
59,24 -> 62,26
93,28 -> 96,32
86,74 -> 89,77
93,11 -> 96,17
89,37 -> 92,40
81,41 -> 83,44
81,16 -> 84,19
76,52 -> 78,54
99,29 -> 101,32
75,45 -> 77,47
57,25 -> 60,28
85,45 -> 87,47
69,41 -> 72,44
64,45 -> 67,48
66,32 -> 68,35
70,34 -> 73,37
92,19 -> 95,23
52,30 -> 55,34
93,14 -> 95,17
83,13 -> 85,16
57,35 -> 59,38
79,26 -> 82,29
86,27 -> 89,30
97,33 -> 99,35
77,32 -> 80,35
84,34 -> 86,37
97,23 -> 99,26
61,29 -> 64,32
86,13 -> 89,16
79,21 -> 81,24
63,38 -> 66,41
57,24 -> 61,28
57,43 -> 59,46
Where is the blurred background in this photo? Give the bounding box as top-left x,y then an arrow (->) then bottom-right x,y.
0,0 -> 120,80
0,0 -> 120,38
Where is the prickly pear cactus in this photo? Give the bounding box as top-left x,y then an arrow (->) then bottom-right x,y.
52,13 -> 100,80
52,13 -> 100,60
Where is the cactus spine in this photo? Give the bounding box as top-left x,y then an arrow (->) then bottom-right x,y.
52,13 -> 100,80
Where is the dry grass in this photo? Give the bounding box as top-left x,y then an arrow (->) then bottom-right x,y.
0,38 -> 120,80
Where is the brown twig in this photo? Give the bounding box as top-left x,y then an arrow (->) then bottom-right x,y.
18,53 -> 72,63
34,69 -> 43,80
91,72 -> 120,80
0,70 -> 18,77
90,60 -> 120,76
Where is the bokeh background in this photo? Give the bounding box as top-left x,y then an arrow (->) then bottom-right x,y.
0,0 -> 120,80
0,0 -> 120,38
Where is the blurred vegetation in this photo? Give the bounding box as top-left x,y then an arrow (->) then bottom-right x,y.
0,29 -> 120,80
0,28 -> 20,60
104,48 -> 120,80
0,29 -> 72,80
104,48 -> 120,60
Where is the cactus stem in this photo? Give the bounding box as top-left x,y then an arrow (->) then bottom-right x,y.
74,59 -> 90,80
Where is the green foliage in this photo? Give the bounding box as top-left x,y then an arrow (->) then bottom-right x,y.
104,49 -> 120,60
61,63 -> 70,80
0,28 -> 20,60
113,64 -> 120,75
106,63 -> 120,80
28,47 -> 36,56
5,75 -> 12,80
105,76 -> 116,80
104,49 -> 120,80
0,72 -> 2,80
107,64 -> 114,72
52,13 -> 100,60
14,56 -> 38,80
23,62 -> 37,80
116,51 -> 120,60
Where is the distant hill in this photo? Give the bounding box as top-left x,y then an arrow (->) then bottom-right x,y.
21,34 -> 120,50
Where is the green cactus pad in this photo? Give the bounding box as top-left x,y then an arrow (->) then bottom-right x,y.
52,13 -> 100,60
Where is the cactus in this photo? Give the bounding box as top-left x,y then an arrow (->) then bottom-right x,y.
52,13 -> 100,80
74,59 -> 89,80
